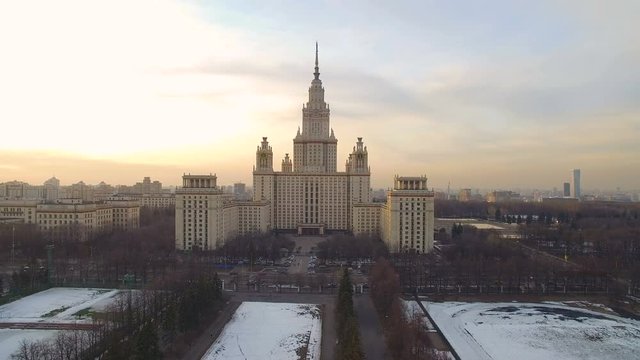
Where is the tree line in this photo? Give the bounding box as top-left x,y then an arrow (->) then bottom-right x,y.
435,200 -> 640,297
369,258 -> 448,360
11,263 -> 225,360
336,268 -> 364,360
316,234 -> 388,261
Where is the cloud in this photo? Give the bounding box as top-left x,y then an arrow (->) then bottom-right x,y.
0,150 -> 184,186
0,0 -> 638,190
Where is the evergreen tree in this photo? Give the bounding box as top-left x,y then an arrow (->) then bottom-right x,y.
102,334 -> 128,360
133,322 -> 162,360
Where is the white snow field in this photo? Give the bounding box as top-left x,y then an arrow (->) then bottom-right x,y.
202,302 -> 322,360
0,288 -> 119,323
0,288 -> 120,359
424,302 -> 640,360
0,329 -> 58,359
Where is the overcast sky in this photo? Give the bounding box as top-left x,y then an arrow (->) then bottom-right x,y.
0,0 -> 638,190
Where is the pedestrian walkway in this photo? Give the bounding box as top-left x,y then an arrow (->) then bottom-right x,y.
354,296 -> 392,360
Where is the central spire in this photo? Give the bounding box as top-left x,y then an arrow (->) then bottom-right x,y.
314,42 -> 320,80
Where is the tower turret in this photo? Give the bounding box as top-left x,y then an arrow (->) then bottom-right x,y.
255,137 -> 273,172
281,153 -> 292,172
293,43 -> 338,172
346,137 -> 369,174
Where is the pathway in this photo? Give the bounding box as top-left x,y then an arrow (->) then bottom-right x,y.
354,296 -> 392,360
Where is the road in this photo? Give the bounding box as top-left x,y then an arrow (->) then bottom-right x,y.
354,295 -> 392,360
182,235 -> 375,360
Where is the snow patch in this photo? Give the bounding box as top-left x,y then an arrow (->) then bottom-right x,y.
202,302 -> 322,360
0,288 -> 119,323
425,302 -> 640,360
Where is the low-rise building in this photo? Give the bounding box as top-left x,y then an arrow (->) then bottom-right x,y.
139,193 -> 176,208
486,190 -> 522,203
0,198 -> 140,241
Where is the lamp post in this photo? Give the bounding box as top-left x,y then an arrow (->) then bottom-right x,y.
46,244 -> 54,284
11,225 -> 15,266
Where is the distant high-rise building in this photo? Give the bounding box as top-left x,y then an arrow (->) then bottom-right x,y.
458,188 -> 472,202
572,169 -> 581,199
233,182 -> 247,199
486,190 -> 521,203
563,182 -> 571,197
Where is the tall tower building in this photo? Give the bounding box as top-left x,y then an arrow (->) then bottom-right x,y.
175,174 -> 224,251
572,169 -> 581,199
382,176 -> 435,253
251,43 -> 371,235
563,182 -> 571,197
176,44 -> 434,253
293,42 -> 338,173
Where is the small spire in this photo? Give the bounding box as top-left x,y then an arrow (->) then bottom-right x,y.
314,42 -> 320,80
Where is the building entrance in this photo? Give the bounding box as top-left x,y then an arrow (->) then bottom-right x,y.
297,224 -> 325,236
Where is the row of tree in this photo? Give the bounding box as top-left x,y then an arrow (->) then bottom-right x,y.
436,199 -> 640,222
317,234 -> 388,261
369,258 -> 447,360
214,232 -> 295,262
336,269 -> 364,360
0,207 -> 177,294
11,264 -> 225,359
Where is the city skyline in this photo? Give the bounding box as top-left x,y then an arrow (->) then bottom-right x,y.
1,1 -> 639,190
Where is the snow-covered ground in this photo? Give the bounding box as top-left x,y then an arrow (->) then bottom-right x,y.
424,301 -> 640,360
468,223 -> 505,230
0,288 -> 119,323
0,329 -> 58,360
0,288 -> 120,360
404,300 -> 436,331
202,302 -> 322,360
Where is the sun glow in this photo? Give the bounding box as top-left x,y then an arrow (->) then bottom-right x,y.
0,0 -> 264,158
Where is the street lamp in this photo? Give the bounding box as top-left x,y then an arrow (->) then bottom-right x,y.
11,225 -> 15,266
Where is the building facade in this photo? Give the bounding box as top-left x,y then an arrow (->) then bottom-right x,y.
252,45 -> 371,235
0,199 -> 140,241
458,188 -> 472,202
175,174 -> 270,250
139,193 -> 176,208
175,45 -> 434,253
380,176 -> 435,253
572,169 -> 581,199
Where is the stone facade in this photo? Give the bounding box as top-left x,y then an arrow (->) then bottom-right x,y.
174,45 -> 434,253
380,176 -> 435,253
0,199 -> 140,241
175,175 -> 270,250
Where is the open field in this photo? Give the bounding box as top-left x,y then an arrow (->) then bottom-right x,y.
202,302 -> 322,360
424,301 -> 640,360
0,288 -> 119,323
0,329 -> 56,359
0,288 -> 120,359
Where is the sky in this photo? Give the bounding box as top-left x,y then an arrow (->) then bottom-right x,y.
0,0 -> 638,191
